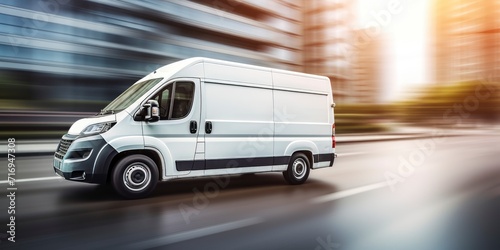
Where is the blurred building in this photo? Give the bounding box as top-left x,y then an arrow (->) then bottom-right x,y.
0,0 -> 361,109
351,29 -> 383,103
433,0 -> 500,83
303,0 -> 355,103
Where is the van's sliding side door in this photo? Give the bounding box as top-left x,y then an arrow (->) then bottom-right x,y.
202,81 -> 274,174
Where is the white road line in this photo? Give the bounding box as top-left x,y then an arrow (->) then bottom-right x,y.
310,181 -> 389,204
125,217 -> 264,249
0,176 -> 62,184
336,152 -> 368,157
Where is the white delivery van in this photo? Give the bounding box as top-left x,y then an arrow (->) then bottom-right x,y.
53,57 -> 337,199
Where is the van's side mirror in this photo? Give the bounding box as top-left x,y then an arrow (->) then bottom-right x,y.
135,100 -> 160,122
145,100 -> 160,122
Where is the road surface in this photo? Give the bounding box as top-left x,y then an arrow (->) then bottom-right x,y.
1,133 -> 500,249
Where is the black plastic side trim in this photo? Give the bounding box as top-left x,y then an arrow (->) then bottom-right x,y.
317,153 -> 334,163
205,157 -> 272,170
175,154 -> 333,171
273,156 -> 290,165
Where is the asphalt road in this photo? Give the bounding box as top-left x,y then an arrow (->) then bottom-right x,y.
1,134 -> 500,250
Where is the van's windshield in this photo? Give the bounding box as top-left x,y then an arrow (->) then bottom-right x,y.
100,78 -> 163,115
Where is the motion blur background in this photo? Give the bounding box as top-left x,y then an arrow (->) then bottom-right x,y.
0,0 -> 499,138
1,1 -> 500,249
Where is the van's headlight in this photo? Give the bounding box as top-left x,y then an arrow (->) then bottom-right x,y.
80,122 -> 115,137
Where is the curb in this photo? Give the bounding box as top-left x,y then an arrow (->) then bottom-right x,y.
336,133 -> 434,143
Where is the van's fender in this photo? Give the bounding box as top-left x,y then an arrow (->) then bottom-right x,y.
106,136 -> 145,153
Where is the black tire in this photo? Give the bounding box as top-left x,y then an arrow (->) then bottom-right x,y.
283,153 -> 310,185
111,154 -> 159,199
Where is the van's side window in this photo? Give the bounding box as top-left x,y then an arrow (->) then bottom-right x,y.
172,82 -> 194,119
154,81 -> 194,120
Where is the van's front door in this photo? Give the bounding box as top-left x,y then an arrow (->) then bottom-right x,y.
142,78 -> 201,176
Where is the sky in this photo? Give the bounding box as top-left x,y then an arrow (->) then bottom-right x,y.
355,0 -> 432,101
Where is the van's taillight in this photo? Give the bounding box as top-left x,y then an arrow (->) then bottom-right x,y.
332,124 -> 336,148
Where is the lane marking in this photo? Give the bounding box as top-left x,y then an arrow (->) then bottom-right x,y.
0,176 -> 62,184
310,181 -> 389,204
125,217 -> 264,249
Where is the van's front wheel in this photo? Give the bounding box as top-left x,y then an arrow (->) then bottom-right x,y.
283,153 -> 310,185
111,155 -> 158,199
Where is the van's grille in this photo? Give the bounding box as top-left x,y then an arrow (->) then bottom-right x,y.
55,138 -> 74,159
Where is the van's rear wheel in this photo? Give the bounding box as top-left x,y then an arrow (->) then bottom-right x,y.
283,153 -> 310,185
111,155 -> 158,199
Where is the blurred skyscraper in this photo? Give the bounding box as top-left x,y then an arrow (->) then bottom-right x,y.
303,0 -> 354,103
351,29 -> 383,103
433,0 -> 500,83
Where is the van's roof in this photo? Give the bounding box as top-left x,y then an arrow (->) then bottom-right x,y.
143,57 -> 328,82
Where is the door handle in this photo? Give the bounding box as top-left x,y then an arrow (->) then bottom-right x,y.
205,121 -> 212,134
190,120 -> 197,134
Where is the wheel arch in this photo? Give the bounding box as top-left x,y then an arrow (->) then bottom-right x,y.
284,140 -> 318,168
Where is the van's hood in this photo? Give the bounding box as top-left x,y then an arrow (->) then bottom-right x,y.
68,114 -> 117,135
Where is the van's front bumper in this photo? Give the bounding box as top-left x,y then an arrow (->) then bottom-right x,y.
53,134 -> 117,184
